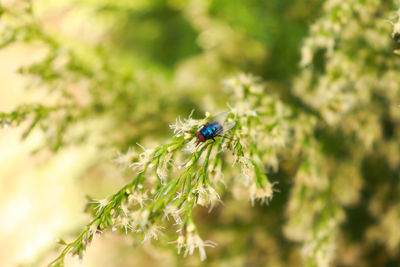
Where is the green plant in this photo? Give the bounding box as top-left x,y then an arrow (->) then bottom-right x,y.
48,73 -> 290,265
1,0 -> 400,266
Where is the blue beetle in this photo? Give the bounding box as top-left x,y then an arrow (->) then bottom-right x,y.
196,112 -> 235,145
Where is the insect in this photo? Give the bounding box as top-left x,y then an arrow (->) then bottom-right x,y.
196,112 -> 236,146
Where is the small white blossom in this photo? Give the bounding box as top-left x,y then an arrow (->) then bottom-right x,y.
171,224 -> 217,261
113,148 -> 136,167
222,77 -> 243,99
249,182 -> 276,206
128,190 -> 148,208
117,215 -> 133,234
131,210 -> 150,231
163,204 -> 183,225
183,232 -> 217,261
235,156 -> 255,186
232,101 -> 258,117
129,143 -> 154,172
174,234 -> 186,254
89,198 -> 109,214
169,110 -> 200,138
193,184 -> 222,211
142,225 -> 165,243
223,73 -> 262,100
88,220 -> 102,236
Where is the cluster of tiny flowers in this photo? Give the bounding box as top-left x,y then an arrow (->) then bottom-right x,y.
301,212 -> 343,267
89,198 -> 109,214
113,148 -> 136,167
174,223 -> 217,261
294,0 -> 396,129
249,182 -> 275,206
129,143 -> 155,172
235,156 -> 254,185
282,2 -> 400,265
223,73 -> 288,203
193,184 -> 222,211
127,190 -> 148,208
162,204 -> 184,225
223,73 -> 264,99
235,155 -> 276,206
50,74 -> 286,265
169,110 -> 208,139
142,225 -> 165,243
3,0 -> 398,265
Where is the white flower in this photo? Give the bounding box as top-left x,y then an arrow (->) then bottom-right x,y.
129,143 -> 154,172
131,210 -> 150,231
89,198 -> 109,214
113,148 -> 136,167
171,224 -> 217,261
174,234 -> 186,254
193,184 -> 222,211
237,73 -> 254,86
183,232 -> 217,261
162,204 -> 183,225
227,101 -> 257,117
169,110 -> 200,138
222,77 -> 242,98
235,156 -> 255,186
238,102 -> 257,117
117,215 -> 133,234
142,225 -> 165,243
249,182 -> 276,206
223,73 -> 263,100
128,190 -> 148,208
88,220 -> 102,236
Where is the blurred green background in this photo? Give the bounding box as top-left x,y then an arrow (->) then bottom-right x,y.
1,0 -> 400,266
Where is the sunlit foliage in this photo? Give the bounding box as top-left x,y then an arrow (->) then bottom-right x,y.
1,0 -> 400,266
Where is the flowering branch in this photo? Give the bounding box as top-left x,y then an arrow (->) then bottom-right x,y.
49,74 -> 290,266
